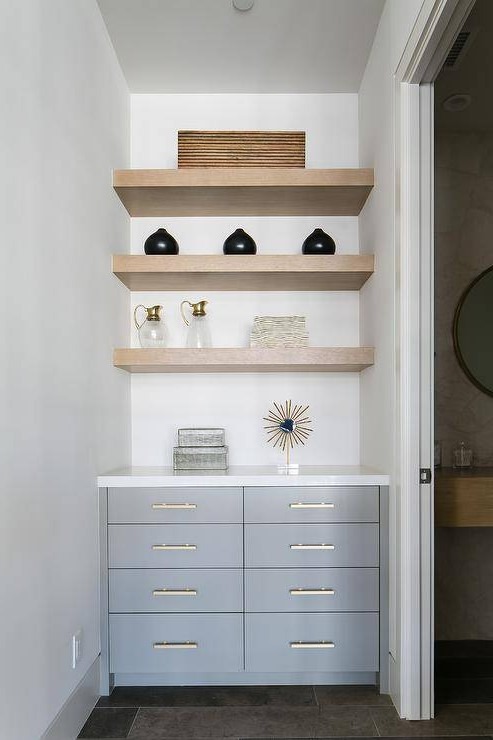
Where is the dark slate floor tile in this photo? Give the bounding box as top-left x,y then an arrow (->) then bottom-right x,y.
436,679 -> 493,704
371,704 -> 493,736
314,685 -> 392,707
314,706 -> 378,737
78,708 -> 138,738
128,706 -> 318,738
98,685 -> 316,708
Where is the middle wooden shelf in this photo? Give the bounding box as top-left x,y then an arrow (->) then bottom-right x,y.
113,347 -> 374,373
112,254 -> 374,291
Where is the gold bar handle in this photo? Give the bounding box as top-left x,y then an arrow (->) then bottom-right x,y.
290,641 -> 335,649
290,588 -> 335,596
289,502 -> 335,509
290,544 -> 335,550
153,589 -> 197,597
152,544 -> 197,551
152,503 -> 197,510
153,641 -> 198,650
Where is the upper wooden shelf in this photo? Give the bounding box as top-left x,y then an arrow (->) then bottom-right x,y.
113,347 -> 374,374
435,468 -> 493,527
112,254 -> 374,291
113,168 -> 374,217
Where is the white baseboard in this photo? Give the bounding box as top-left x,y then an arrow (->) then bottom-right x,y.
41,657 -> 100,740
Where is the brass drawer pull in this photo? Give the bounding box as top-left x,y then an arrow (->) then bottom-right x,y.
289,502 -> 335,509
290,588 -> 335,596
152,503 -> 197,510
290,544 -> 335,550
153,641 -> 198,650
152,544 -> 197,551
290,641 -> 335,649
153,588 -> 197,597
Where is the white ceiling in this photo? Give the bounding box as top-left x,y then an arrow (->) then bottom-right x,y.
436,0 -> 493,131
97,0 -> 385,93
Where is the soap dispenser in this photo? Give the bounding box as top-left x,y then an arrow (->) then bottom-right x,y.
180,299 -> 213,348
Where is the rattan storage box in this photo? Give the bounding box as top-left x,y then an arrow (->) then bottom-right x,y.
173,446 -> 229,471
178,131 -> 305,168
178,428 -> 225,447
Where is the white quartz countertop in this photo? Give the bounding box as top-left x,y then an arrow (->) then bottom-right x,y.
98,465 -> 389,487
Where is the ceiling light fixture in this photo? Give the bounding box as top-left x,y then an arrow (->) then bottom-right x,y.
442,93 -> 472,112
233,0 -> 254,11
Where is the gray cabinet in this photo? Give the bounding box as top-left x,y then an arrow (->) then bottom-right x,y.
100,482 -> 387,690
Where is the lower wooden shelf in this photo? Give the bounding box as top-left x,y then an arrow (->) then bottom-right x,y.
435,468 -> 493,527
113,347 -> 374,374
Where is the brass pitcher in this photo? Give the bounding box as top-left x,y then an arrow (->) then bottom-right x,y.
133,305 -> 167,348
180,300 -> 212,348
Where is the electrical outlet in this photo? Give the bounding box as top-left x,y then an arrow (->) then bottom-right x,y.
72,629 -> 83,669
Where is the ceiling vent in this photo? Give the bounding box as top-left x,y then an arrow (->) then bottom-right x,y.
443,29 -> 477,70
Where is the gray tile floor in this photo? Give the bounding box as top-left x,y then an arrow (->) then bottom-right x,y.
77,684 -> 493,739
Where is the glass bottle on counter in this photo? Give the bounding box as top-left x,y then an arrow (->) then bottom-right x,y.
452,441 -> 473,469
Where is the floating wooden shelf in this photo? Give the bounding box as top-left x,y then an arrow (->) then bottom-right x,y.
435,468 -> 493,527
112,254 -> 374,292
113,347 -> 374,374
113,168 -> 374,217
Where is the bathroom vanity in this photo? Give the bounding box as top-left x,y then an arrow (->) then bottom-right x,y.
98,466 -> 389,693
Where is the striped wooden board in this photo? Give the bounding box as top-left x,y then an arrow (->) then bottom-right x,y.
178,130 -> 305,168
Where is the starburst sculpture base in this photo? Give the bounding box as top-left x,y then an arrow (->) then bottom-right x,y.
277,462 -> 300,474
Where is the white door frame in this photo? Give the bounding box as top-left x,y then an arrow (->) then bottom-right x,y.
394,0 -> 475,721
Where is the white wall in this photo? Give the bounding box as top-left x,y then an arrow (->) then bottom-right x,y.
130,94 -> 361,466
359,0 -> 427,716
0,2 -> 130,738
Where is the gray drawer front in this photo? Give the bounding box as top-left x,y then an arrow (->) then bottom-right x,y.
245,568 -> 379,613
246,613 -> 378,672
108,487 -> 242,524
245,487 -> 379,523
110,614 -> 243,673
109,569 -> 243,613
109,524 -> 242,568
245,524 -> 378,568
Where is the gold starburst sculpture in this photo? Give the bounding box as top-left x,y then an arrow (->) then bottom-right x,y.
264,400 -> 313,470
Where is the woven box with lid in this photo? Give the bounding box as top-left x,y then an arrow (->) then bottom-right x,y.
177,428 -> 225,448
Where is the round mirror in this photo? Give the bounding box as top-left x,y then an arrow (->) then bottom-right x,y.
453,265 -> 493,397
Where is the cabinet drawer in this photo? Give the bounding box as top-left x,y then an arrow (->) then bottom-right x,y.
109,524 -> 242,568
245,613 -> 378,672
245,524 -> 378,568
245,568 -> 379,613
110,614 -> 243,673
109,569 -> 243,613
108,487 -> 241,524
245,487 -> 378,523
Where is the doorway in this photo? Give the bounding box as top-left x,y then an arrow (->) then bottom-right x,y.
434,0 -> 493,705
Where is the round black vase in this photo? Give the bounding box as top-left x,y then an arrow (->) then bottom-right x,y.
144,228 -> 179,255
301,228 -> 336,255
223,228 -> 257,255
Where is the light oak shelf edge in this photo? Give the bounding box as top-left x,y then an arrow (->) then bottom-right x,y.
112,254 -> 375,291
113,347 -> 375,374
113,167 -> 374,217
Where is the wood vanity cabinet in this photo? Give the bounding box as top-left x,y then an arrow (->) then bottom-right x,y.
99,480 -> 388,692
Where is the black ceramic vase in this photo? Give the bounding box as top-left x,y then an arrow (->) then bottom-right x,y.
144,228 -> 179,255
301,228 -> 336,255
223,228 -> 257,255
